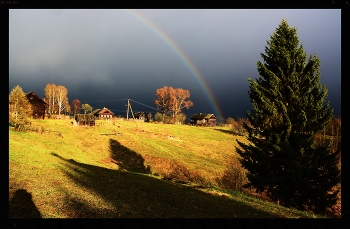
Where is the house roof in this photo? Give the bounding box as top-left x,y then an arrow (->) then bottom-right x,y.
26,92 -> 48,105
90,107 -> 114,116
133,112 -> 145,118
190,113 -> 217,120
90,109 -> 102,115
75,114 -> 96,122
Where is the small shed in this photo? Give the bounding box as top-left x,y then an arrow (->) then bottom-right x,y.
90,107 -> 115,120
190,113 -> 217,126
133,112 -> 146,121
74,114 -> 96,126
26,92 -> 48,119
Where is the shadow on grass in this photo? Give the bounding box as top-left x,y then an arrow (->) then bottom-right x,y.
214,128 -> 246,137
9,189 -> 42,218
213,128 -> 234,135
50,152 -> 287,218
109,139 -> 151,174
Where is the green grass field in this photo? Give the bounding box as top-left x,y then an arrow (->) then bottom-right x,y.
9,119 -> 322,218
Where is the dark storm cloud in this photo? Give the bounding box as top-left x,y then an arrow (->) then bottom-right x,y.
9,9 -> 341,120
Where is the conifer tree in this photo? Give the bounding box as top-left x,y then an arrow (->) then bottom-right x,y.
9,85 -> 33,125
236,19 -> 340,214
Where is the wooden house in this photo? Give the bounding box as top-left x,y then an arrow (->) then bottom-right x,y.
190,113 -> 217,126
26,92 -> 48,119
90,107 -> 115,120
73,114 -> 96,126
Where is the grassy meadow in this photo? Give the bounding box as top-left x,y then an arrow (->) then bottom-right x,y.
9,118 -> 322,218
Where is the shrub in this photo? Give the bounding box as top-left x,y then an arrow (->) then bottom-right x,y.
163,115 -> 173,124
217,157 -> 248,192
144,155 -> 208,185
226,117 -> 235,124
154,112 -> 163,122
231,118 -> 249,136
175,113 -> 187,125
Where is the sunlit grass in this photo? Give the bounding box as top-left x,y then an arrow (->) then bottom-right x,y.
9,118 -> 322,218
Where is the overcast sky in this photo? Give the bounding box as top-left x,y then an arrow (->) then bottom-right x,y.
9,9 -> 341,121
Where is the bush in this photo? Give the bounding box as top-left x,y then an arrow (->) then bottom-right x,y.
226,117 -> 235,124
175,113 -> 186,125
163,115 -> 173,124
231,118 -> 249,136
144,155 -> 208,186
154,112 -> 163,122
217,157 -> 248,192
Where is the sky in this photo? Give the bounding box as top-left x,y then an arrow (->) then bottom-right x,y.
9,9 -> 341,122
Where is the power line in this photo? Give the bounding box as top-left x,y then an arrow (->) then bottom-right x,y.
80,98 -> 155,110
79,98 -> 157,112
80,99 -> 127,102
129,99 -> 157,111
78,98 -> 226,120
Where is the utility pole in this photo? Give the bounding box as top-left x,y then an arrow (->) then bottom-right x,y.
125,99 -> 135,120
125,99 -> 138,128
125,99 -> 129,120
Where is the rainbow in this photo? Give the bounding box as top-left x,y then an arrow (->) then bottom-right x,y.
125,10 -> 225,121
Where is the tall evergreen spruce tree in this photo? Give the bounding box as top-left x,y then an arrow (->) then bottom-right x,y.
236,19 -> 340,214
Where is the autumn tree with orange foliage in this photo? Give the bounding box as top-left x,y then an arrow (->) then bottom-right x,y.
155,86 -> 171,116
71,99 -> 81,115
168,87 -> 193,118
155,86 -> 193,123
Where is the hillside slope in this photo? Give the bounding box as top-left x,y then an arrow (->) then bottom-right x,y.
9,119 -> 320,218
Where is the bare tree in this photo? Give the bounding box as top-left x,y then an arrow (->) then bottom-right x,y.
44,84 -> 57,116
71,99 -> 81,115
45,84 -> 69,116
147,113 -> 153,122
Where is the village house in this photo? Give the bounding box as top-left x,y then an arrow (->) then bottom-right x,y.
73,114 -> 96,126
190,113 -> 217,126
90,107 -> 115,120
26,92 -> 48,119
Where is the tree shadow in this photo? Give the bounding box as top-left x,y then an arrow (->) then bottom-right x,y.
213,128 -> 234,135
213,128 -> 246,136
49,152 -> 293,218
9,189 -> 42,218
109,139 -> 151,174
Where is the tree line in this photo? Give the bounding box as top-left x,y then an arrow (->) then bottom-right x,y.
9,83 -> 195,124
8,83 -> 94,124
44,84 -> 93,116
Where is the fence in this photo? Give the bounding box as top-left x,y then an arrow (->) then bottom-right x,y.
13,124 -> 62,136
14,124 -> 45,133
